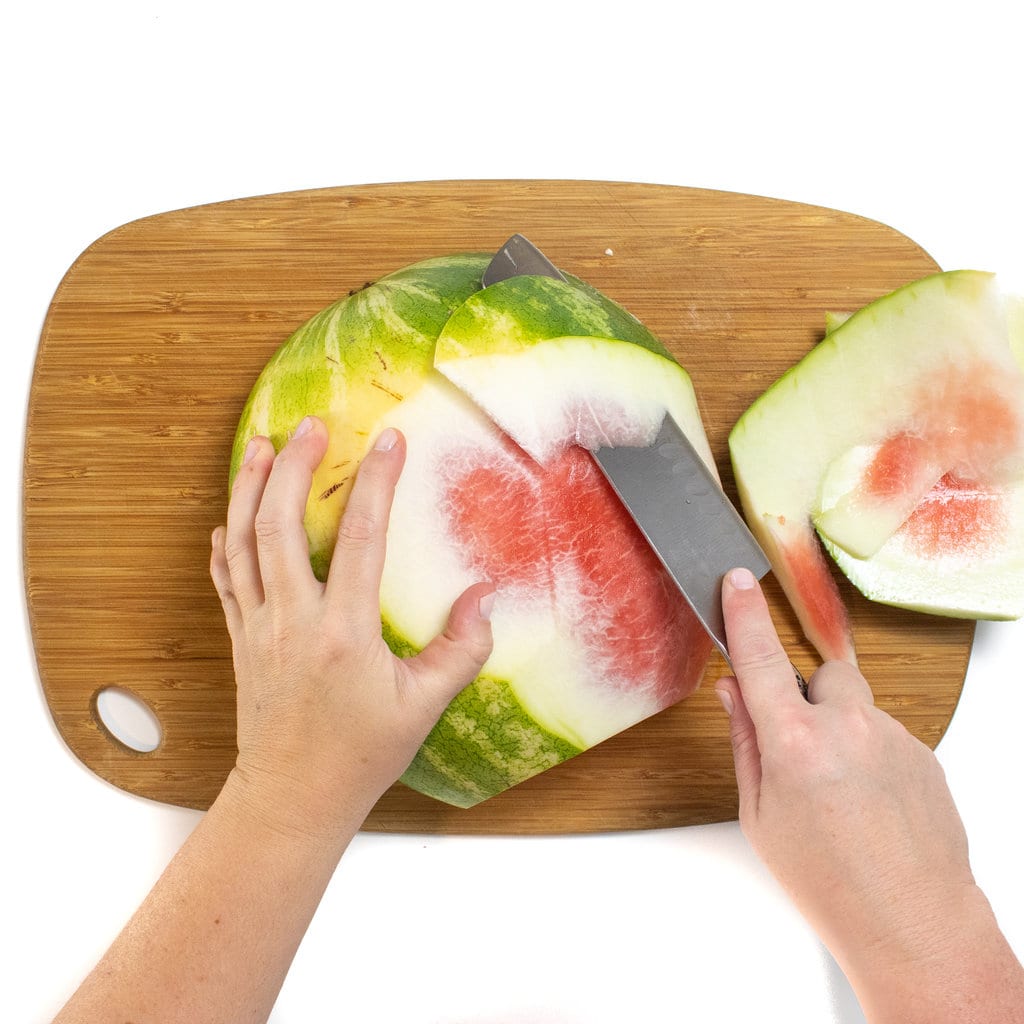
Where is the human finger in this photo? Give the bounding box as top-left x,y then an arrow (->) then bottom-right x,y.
324,427 -> 406,632
251,416 -> 328,605
404,581 -> 496,717
722,567 -> 806,726
210,525 -> 243,638
715,675 -> 763,820
805,659 -> 875,706
223,435 -> 275,611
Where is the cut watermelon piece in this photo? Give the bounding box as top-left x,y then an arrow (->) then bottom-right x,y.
434,274 -> 714,470
813,435 -> 950,559
232,253 -> 713,807
730,270 -> 1024,662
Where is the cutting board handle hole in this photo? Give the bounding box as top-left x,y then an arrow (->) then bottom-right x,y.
94,687 -> 163,754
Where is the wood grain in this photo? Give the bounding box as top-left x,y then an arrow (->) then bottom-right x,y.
23,180 -> 971,833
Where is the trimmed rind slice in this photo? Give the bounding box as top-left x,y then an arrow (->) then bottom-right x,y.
813,439 -> 949,560
729,270 -> 1024,660
820,475 -> 1024,619
434,275 -> 714,471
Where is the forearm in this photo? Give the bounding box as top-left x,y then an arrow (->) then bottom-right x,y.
53,769 -> 367,1024
837,885 -> 1024,1024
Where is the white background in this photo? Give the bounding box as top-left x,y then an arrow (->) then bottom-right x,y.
5,2 -> 1023,1021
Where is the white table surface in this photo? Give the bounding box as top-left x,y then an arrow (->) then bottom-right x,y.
6,2 -> 1023,1020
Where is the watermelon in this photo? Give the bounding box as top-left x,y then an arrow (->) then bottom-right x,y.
729,270 -> 1024,664
232,254 -> 713,807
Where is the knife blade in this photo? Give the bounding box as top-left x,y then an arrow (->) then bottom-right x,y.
480,235 -> 802,689
482,233 -> 567,286
590,414 -> 770,662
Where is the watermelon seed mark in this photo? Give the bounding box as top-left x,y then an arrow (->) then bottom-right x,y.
370,379 -> 404,401
319,478 -> 349,501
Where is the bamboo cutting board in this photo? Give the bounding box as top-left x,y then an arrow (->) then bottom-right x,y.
24,180 -> 972,834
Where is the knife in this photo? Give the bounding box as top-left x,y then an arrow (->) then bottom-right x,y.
481,235 -> 807,696
590,412 -> 770,664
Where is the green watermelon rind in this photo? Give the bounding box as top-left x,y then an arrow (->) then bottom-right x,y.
229,253 -> 492,483
230,254 -> 491,574
402,687 -> 584,808
380,619 -> 583,807
435,273 -> 675,363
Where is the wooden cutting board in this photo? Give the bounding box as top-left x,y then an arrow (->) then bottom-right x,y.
23,179 -> 972,834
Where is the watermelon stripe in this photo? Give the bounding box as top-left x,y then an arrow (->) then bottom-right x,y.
439,274 -> 673,361
401,675 -> 583,809
386,595 -> 583,807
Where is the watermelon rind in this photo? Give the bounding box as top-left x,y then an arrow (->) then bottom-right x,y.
730,270 -> 1024,644
231,254 -> 489,577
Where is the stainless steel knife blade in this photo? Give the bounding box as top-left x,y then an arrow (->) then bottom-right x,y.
482,233 -> 567,287
591,415 -> 770,662
480,234 -> 792,680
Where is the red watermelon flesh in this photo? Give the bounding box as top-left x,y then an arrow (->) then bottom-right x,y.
900,472 -> 1008,560
758,516 -> 857,664
442,434 -> 707,706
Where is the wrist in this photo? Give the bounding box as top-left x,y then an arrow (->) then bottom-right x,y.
219,758 -> 377,850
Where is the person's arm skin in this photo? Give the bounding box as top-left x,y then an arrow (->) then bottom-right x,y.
717,567 -> 1024,1024
53,418 -> 495,1024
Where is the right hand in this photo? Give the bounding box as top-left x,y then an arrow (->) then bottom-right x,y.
715,567 -> 989,1002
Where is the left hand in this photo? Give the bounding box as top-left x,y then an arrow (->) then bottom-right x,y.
209,417 -> 495,838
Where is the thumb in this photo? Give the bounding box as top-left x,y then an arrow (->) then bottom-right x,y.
716,676 -> 763,822
404,582 -> 496,715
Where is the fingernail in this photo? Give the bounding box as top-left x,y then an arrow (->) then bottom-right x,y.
373,427 -> 398,451
728,567 -> 756,590
242,437 -> 260,464
293,416 -> 314,438
478,590 -> 496,621
716,686 -> 735,716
